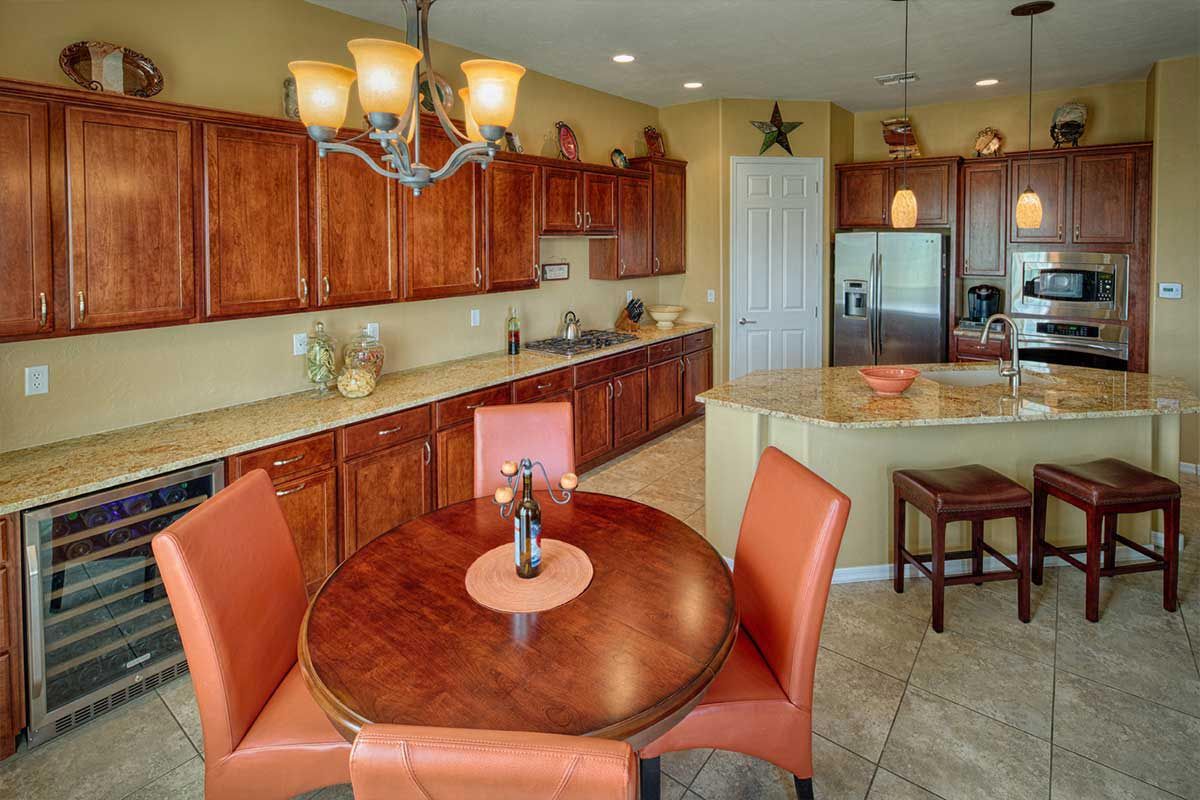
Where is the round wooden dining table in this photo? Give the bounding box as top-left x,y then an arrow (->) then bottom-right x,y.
299,492 -> 737,749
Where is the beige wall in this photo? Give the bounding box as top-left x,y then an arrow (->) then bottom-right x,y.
0,0 -> 662,451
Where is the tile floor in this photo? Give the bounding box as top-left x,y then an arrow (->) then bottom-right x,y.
2,417 -> 1199,799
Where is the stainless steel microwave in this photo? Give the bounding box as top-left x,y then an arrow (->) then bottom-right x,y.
1010,251 -> 1129,321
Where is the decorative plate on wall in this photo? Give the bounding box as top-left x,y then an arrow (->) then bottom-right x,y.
610,148 -> 629,169
556,121 -> 580,161
59,41 -> 163,98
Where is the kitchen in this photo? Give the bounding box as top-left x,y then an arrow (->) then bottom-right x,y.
0,1 -> 1199,799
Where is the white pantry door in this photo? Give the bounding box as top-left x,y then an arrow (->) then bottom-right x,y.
730,157 -> 823,379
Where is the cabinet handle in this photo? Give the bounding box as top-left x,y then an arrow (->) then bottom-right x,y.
536,382 -> 553,390
620,260 -> 626,276
77,291 -> 86,321
423,440 -> 431,464
466,401 -> 486,410
377,425 -> 407,437
474,266 -> 482,287
615,378 -> 623,398
300,278 -> 309,301
272,453 -> 306,467
1074,224 -> 1080,239
679,360 -> 685,376
533,263 -> 540,282
275,483 -> 307,498
25,545 -> 45,699
964,257 -> 970,271
322,275 -> 331,299
606,382 -> 613,399
585,211 -> 592,229
39,292 -> 47,327
575,210 -> 582,228
654,257 -> 660,274
1057,223 -> 1063,238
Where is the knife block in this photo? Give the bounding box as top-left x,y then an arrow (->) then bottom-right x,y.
614,309 -> 642,332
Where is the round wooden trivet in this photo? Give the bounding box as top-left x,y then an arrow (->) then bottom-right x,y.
464,539 -> 594,613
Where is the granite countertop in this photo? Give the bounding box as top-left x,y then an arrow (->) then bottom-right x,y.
699,361 -> 1200,430
0,322 -> 713,516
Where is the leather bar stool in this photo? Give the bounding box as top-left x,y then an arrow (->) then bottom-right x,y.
893,465 -> 1032,632
1032,458 -> 1180,622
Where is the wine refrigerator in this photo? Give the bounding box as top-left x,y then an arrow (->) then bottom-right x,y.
21,462 -> 224,745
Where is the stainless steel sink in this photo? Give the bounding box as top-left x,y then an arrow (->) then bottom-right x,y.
923,370 -> 1010,388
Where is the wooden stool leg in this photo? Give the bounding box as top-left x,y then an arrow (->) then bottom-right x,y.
971,520 -> 984,585
1164,497 -> 1180,613
1085,510 -> 1102,623
1032,483 -> 1048,586
932,515 -> 946,633
894,488 -> 906,594
1102,513 -> 1118,570
1016,509 -> 1031,623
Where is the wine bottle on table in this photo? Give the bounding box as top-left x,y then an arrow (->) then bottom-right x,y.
507,306 -> 521,355
514,459 -> 541,579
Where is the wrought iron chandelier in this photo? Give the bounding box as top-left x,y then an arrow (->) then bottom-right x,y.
288,0 -> 525,195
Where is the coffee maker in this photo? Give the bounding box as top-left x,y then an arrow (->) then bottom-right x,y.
967,284 -> 1002,321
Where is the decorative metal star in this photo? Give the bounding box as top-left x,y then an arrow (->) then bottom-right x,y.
751,102 -> 802,155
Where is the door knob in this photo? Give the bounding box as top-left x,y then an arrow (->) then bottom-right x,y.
738,317 -> 757,325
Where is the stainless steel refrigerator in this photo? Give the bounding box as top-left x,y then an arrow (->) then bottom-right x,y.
831,231 -> 949,366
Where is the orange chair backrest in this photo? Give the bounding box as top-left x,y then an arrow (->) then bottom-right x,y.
733,446 -> 851,708
473,402 -> 575,498
151,469 -> 308,762
350,723 -> 637,800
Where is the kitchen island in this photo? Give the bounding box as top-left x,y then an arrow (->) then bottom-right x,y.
699,362 -> 1200,572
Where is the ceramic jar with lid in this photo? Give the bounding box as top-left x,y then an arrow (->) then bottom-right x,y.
344,326 -> 385,380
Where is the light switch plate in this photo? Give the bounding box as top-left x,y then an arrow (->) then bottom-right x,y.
365,322 -> 380,339
626,290 -> 634,302
25,365 -> 48,396
470,309 -> 481,327
707,289 -> 716,303
292,333 -> 308,356
1158,282 -> 1182,299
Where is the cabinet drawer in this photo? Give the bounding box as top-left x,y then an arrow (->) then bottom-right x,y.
647,338 -> 683,363
681,330 -> 712,353
512,369 -> 573,403
954,335 -> 1005,358
435,384 -> 511,429
342,405 -> 431,459
231,432 -> 335,482
573,348 -> 647,386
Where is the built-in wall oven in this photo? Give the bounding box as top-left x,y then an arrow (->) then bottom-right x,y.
1010,251 -> 1129,322
1016,319 -> 1129,371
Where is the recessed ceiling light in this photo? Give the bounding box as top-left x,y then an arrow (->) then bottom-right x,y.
612,54 -> 635,63
683,82 -> 703,89
976,78 -> 1000,86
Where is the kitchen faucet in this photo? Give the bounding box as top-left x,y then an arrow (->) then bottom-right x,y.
981,313 -> 1021,394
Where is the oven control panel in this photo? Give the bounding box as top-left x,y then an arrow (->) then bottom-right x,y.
1035,322 -> 1101,339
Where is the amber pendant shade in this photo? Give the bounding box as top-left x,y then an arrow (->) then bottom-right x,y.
347,38 -> 423,117
458,87 -> 484,143
890,186 -> 918,228
1015,186 -> 1044,229
460,59 -> 526,128
288,61 -> 356,131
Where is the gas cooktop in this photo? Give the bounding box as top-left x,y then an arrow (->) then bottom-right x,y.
525,330 -> 638,356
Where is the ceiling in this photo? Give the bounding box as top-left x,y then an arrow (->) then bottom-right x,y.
307,0 -> 1200,111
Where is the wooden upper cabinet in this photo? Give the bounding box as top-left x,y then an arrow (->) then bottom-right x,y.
894,161 -> 952,227
65,107 -> 196,330
650,160 -> 686,274
484,159 -> 540,293
405,119 -> 482,299
647,357 -> 683,431
837,166 -> 889,227
204,124 -> 310,318
1072,152 -> 1134,244
960,161 -> 1007,276
315,141 -> 400,307
612,368 -> 647,448
573,380 -> 613,465
1010,155 -> 1067,243
618,176 -> 652,278
341,435 -> 432,555
541,166 -> 581,233
682,348 -> 712,416
583,172 -> 617,234
0,96 -> 52,337
273,468 -> 338,595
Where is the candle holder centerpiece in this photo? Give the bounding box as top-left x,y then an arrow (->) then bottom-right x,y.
492,459 -> 578,579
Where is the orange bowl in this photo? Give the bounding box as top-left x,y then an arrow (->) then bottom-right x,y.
858,367 -> 920,396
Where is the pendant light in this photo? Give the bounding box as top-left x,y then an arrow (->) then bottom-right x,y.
890,0 -> 917,229
1012,2 -> 1054,229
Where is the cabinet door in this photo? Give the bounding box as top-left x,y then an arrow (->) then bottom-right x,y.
1072,152 -> 1134,244
405,120 -> 482,298
204,124 -> 310,317
541,166 -> 581,233
66,107 -> 195,330
618,177 -> 652,278
342,436 -> 432,554
484,159 -> 540,293
315,141 -> 400,306
583,172 -> 617,234
961,162 -> 1007,276
612,368 -> 647,448
682,348 -> 712,416
837,167 -> 889,227
436,421 -> 476,508
573,380 -> 613,464
273,468 -> 338,595
895,162 -> 951,227
651,162 -> 686,274
1010,156 -> 1067,243
647,357 -> 683,431
0,514 -> 22,760
0,97 -> 52,337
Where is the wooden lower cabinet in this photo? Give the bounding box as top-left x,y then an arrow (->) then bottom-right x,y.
647,357 -> 683,431
682,349 -> 712,416
436,422 -> 476,508
341,436 -> 433,554
613,369 -> 647,448
0,515 -> 22,759
273,469 -> 338,594
574,380 -> 614,465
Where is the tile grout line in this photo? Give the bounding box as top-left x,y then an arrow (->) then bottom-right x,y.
1048,742 -> 1191,800
156,685 -> 203,757
681,749 -> 715,798
112,694 -> 197,800
1051,663 -> 1200,723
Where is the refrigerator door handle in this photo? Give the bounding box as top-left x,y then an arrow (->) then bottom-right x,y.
870,253 -> 880,360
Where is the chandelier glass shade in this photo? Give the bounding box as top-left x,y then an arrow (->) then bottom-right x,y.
288,61 -> 356,130
458,88 -> 483,143
346,38 -> 423,119
1015,187 -> 1044,229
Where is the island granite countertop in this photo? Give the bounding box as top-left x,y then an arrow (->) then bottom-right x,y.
699,361 -> 1200,430
0,322 -> 713,516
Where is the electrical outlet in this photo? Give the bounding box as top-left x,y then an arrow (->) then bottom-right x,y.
25,365 -> 48,396
707,289 -> 716,303
470,309 -> 481,327
365,322 -> 380,339
292,333 -> 308,356
626,289 -> 634,302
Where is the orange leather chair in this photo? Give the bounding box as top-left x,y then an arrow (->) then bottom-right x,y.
350,723 -> 637,800
473,402 -> 575,497
152,470 -> 351,799
639,447 -> 851,800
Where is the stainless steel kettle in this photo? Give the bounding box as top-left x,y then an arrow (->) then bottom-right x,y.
562,311 -> 581,340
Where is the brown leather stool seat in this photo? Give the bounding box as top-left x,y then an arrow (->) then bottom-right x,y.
1032,459 -> 1180,622
893,465 -> 1032,632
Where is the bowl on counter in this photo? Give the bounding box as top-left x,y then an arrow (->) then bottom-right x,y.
647,305 -> 684,329
858,367 -> 920,396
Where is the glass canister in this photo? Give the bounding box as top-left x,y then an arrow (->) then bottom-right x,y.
344,326 -> 385,380
306,321 -> 337,396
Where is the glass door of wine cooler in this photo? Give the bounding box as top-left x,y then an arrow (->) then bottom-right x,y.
22,462 -> 224,745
